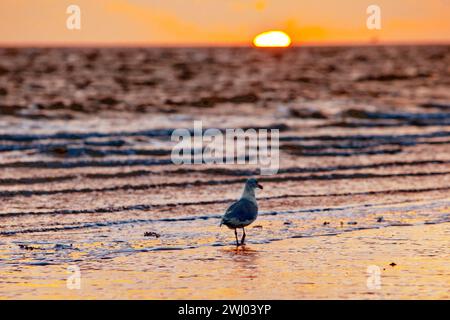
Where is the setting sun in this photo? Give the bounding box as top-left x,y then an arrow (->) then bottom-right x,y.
253,31 -> 292,48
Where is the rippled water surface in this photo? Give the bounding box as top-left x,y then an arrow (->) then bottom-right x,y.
0,46 -> 449,298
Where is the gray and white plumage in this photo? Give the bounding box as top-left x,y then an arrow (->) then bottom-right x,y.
221,198 -> 258,229
220,178 -> 263,245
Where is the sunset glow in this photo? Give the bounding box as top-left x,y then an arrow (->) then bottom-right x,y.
253,31 -> 292,47
0,0 -> 449,46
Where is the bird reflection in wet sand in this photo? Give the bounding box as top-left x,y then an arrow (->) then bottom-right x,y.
221,246 -> 260,280
220,178 -> 263,246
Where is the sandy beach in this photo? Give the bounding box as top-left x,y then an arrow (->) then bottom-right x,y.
0,46 -> 449,299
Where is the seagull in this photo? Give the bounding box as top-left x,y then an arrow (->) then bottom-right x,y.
220,178 -> 263,246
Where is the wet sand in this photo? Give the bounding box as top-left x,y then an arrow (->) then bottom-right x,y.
1,222 -> 448,299
0,46 -> 449,299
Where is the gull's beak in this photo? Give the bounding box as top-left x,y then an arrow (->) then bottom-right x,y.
257,183 -> 263,190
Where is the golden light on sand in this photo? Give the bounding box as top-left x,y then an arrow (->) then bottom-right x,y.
253,31 -> 292,48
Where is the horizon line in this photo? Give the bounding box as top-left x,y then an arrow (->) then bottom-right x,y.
0,39 -> 449,48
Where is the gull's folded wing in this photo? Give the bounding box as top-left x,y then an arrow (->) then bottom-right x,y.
221,199 -> 258,226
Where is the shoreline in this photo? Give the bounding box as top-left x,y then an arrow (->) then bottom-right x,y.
1,222 -> 448,300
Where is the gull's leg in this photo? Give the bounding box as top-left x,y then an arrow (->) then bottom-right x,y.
241,228 -> 246,245
234,229 -> 239,246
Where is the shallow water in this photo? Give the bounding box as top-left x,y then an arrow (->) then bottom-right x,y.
0,197 -> 449,269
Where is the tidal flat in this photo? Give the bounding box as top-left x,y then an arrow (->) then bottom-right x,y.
0,45 -> 449,299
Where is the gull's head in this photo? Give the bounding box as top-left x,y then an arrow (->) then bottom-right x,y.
246,178 -> 263,190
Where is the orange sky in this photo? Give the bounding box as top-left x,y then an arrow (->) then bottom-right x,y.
0,0 -> 449,46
